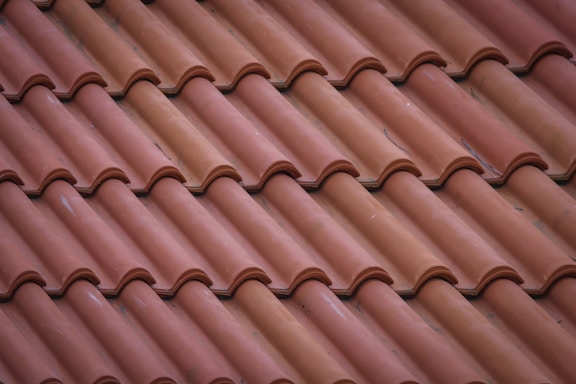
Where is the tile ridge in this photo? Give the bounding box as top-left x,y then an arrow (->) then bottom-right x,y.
1,73 -> 55,103
458,266 -> 524,297
73,167 -> 130,195
454,46 -> 509,77
202,267 -> 271,298
519,40 -> 573,74
423,155 -> 484,188
96,270 -> 156,298
327,56 -> 386,89
297,158 -> 359,190
393,50 -> 448,82
268,267 -> 332,297
269,59 -> 327,90
240,161 -> 301,193
524,264 -> 576,296
358,158 -> 421,190
106,68 -> 161,99
215,62 -> 270,93
158,65 -> 214,96
0,271 -> 45,302
487,151 -> 548,186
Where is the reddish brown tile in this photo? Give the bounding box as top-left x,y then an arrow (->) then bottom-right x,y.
459,58 -> 576,180
169,76 -> 300,191
0,0 -> 105,99
47,0 -> 160,97
437,169 -> 576,293
228,73 -> 358,187
400,63 -> 547,183
375,171 -> 522,294
198,0 -> 325,88
445,0 -> 572,71
287,71 -> 420,187
262,171 -> 457,294
341,69 -> 482,186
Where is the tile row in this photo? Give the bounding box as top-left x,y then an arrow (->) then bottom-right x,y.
1,165 -> 574,300
1,0 -> 575,100
1,276 -> 575,384
2,55 -> 575,195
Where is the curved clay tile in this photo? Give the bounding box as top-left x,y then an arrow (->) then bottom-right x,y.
6,283 -> 120,383
0,25 -> 55,101
255,0 -> 385,86
0,231 -> 46,300
498,166 -> 576,262
477,279 -> 576,383
287,71 -> 419,188
171,77 -> 300,191
461,59 -> 576,181
0,303 -> 63,384
66,83 -> 184,193
148,0 -> 271,90
141,177 -> 272,295
61,280 -> 175,384
287,280 -> 419,383
232,280 -> 354,383
0,181 -> 100,295
0,95 -> 77,195
518,0 -> 576,61
200,176 -> 331,295
439,169 -> 576,294
445,0 -> 572,72
228,74 -> 358,188
313,172 -> 456,294
79,0 -> 214,95
36,180 -> 158,295
120,80 -> 239,193
317,0 -> 449,79
375,171 -> 522,295
200,0 -> 327,88
14,85 -> 130,194
346,279 -> 485,383
117,281 -> 237,384
342,69 -> 482,186
380,0 -> 507,76
47,0 -> 160,97
256,174 -> 394,294
540,277 -> 576,332
1,0 -> 106,99
173,281 -> 292,383
413,278 -> 554,383
88,179 -> 220,295
401,63 -> 547,184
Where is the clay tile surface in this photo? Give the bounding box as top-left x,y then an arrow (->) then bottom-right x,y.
1,0 -> 576,383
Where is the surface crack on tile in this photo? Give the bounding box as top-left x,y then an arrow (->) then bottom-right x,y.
383,127 -> 409,154
461,138 -> 502,176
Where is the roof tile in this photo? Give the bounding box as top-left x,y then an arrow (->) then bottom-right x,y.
1,0 -> 575,382
400,63 -> 547,183
445,0 -> 573,71
47,0 -> 160,97
438,169 -> 576,294
0,0 -> 106,100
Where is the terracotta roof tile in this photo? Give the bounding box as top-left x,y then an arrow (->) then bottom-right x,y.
1,0 -> 576,382
0,0 -> 106,100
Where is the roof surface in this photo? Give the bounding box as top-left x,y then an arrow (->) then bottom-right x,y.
1,0 -> 576,383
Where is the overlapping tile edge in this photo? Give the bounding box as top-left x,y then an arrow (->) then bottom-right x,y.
0,1 -> 576,383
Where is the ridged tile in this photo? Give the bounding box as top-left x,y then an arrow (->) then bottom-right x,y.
0,0 -> 105,100
445,0 -> 573,71
5,83 -> 181,194
255,173 -> 431,295
373,171 -> 521,294
285,71 -> 420,188
45,0 -> 160,97
340,69 -> 482,186
497,165 -> 576,262
198,0 -> 326,88
458,58 -> 576,180
119,80 -> 241,193
400,63 -> 547,183
436,169 -> 576,294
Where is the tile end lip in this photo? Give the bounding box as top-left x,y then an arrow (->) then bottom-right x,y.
1,73 -> 55,102
0,272 -> 46,302
460,266 -> 524,297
